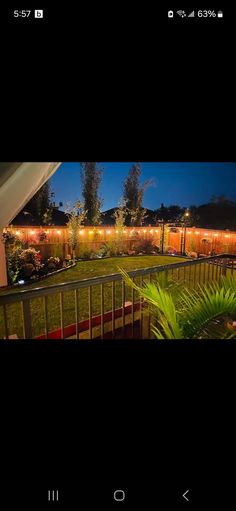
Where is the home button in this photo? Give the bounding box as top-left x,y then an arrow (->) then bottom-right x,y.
114,489 -> 125,502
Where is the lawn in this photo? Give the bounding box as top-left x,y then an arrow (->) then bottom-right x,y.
0,255 -> 188,338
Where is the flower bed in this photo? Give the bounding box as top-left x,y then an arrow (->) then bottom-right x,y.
4,244 -> 75,288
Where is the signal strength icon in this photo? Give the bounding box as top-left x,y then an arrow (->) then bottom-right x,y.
188,10 -> 195,17
176,10 -> 186,18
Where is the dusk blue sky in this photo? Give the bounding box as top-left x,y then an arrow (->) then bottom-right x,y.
51,162 -> 236,212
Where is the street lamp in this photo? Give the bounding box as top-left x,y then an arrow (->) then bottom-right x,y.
182,209 -> 190,255
158,219 -> 165,254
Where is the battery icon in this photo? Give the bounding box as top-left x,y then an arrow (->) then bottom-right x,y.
217,11 -> 223,18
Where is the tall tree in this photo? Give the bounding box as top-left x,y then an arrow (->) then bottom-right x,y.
66,199 -> 87,262
22,181 -> 54,224
123,163 -> 150,226
81,162 -> 103,225
113,199 -> 127,230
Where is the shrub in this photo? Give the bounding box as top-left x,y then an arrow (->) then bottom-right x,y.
3,231 -> 19,245
46,256 -> 62,271
78,244 -> 96,259
167,246 -> 177,254
19,248 -> 41,269
6,247 -> 42,284
97,241 -> 121,258
135,238 -> 157,254
6,248 -> 23,284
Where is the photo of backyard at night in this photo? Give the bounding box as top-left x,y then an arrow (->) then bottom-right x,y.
0,162 -> 236,340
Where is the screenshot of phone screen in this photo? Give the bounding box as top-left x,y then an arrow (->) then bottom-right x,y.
0,4 -> 235,509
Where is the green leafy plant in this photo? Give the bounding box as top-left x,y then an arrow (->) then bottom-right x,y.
46,256 -> 62,271
78,243 -> 96,260
97,241 -> 120,258
136,238 -> 157,254
119,269 -> 236,339
66,199 -> 87,262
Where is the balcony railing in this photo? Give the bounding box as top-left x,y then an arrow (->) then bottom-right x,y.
0,254 -> 236,340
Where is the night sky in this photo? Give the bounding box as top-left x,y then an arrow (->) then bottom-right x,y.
51,162 -> 236,212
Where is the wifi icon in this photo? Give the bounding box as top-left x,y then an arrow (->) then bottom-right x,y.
176,10 -> 186,18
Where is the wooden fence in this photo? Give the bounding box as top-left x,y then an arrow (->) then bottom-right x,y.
4,225 -> 236,258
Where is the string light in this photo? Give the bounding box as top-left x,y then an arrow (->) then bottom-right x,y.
107,230 -> 111,234
79,230 -> 84,235
57,230 -> 61,235
99,230 -> 103,234
89,230 -> 93,234
30,230 -> 35,235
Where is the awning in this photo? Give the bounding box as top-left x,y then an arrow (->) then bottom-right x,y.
0,162 -> 62,227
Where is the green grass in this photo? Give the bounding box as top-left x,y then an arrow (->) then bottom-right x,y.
2,256 -> 234,339
0,255 -> 187,339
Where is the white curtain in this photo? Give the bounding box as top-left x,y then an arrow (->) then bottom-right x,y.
0,162 -> 62,228
0,162 -> 62,286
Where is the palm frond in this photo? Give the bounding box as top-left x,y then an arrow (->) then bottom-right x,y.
119,267 -> 183,339
180,283 -> 236,339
